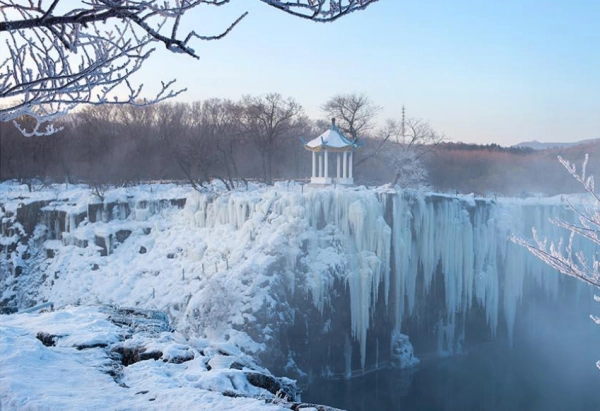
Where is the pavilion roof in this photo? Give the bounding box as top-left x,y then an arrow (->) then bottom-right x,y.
304,120 -> 357,152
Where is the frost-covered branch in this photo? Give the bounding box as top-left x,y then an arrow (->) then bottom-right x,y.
1,0 -> 378,136
512,154 -> 600,371
261,0 -> 379,22
512,155 -> 600,290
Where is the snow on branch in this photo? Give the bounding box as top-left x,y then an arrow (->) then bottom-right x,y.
1,0 -> 378,136
513,155 -> 600,371
511,154 -> 600,290
262,0 -> 380,22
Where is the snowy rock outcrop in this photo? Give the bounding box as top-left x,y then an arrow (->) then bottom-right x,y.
0,305 -> 309,411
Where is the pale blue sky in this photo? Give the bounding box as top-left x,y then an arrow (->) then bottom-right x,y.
142,0 -> 600,145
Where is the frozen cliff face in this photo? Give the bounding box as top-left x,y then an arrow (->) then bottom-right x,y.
1,182 -> 598,379
181,187 -> 393,372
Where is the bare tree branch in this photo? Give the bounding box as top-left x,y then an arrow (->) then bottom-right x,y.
321,92 -> 381,140
1,0 -> 378,136
262,0 -> 380,22
512,154 -> 600,290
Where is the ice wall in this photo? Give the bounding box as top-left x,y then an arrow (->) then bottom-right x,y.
389,193 -> 597,354
184,187 -> 594,367
185,188 -> 392,368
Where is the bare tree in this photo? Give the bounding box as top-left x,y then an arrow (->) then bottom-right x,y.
75,105 -> 121,182
206,99 -> 246,189
165,101 -> 214,190
0,0 -> 379,136
321,92 -> 381,140
239,93 -> 304,185
388,117 -> 443,187
286,116 -> 316,179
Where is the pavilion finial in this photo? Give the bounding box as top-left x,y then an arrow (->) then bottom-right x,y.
331,118 -> 336,128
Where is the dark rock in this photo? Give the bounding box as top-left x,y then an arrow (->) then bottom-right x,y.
91,263 -> 99,271
112,346 -> 148,366
36,332 -> 58,347
0,306 -> 18,314
16,200 -> 50,236
222,390 -> 243,398
170,198 -> 186,209
14,266 -> 23,277
229,362 -> 244,370
245,372 -> 298,401
139,246 -> 147,254
76,343 -> 108,350
289,403 -> 346,411
104,363 -> 122,379
115,229 -> 131,244
166,253 -> 175,259
88,203 -> 103,223
139,351 -> 163,361
167,350 -> 195,364
94,235 -> 108,256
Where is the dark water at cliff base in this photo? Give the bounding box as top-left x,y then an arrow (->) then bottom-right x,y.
303,339 -> 600,411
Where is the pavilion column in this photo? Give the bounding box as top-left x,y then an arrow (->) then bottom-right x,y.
343,151 -> 348,179
317,153 -> 321,177
312,151 -> 316,178
337,153 -> 341,179
349,151 -> 353,179
324,150 -> 329,179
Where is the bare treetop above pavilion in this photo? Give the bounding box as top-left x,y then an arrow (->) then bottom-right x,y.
304,118 -> 359,185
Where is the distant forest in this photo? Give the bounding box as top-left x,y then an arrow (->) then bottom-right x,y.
1,99 -> 598,197
425,142 -> 600,196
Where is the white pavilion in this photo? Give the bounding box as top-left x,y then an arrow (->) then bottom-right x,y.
304,118 -> 358,185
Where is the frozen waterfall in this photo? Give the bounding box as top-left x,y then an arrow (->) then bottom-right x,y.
1,182 -> 597,378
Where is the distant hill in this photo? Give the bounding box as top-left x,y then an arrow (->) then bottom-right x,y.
513,139 -> 599,151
